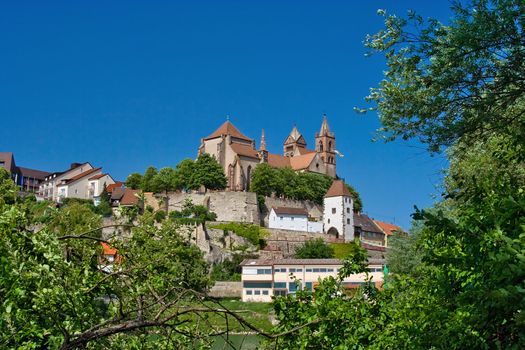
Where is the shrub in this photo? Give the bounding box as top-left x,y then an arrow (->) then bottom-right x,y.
208,222 -> 268,249
295,238 -> 335,259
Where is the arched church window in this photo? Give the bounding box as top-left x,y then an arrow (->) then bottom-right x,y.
319,141 -> 323,152
328,141 -> 332,151
246,165 -> 252,191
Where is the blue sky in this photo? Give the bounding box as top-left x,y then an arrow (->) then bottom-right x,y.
1,0 -> 454,229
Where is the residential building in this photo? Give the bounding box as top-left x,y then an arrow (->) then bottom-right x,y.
240,258 -> 385,302
39,162 -> 94,201
373,220 -> 402,247
269,207 -> 323,233
323,180 -> 354,241
354,213 -> 385,246
198,115 -> 337,191
0,152 -> 50,192
87,173 -> 116,205
110,188 -> 139,207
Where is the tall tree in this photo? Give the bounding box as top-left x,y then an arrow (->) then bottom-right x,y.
191,153 -> 227,191
141,166 -> 158,192
175,158 -> 196,191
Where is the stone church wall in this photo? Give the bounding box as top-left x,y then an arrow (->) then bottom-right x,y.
165,191 -> 260,224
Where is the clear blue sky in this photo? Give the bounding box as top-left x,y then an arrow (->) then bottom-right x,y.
1,0 -> 454,229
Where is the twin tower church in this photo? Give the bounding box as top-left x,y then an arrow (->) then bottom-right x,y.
198,115 -> 338,192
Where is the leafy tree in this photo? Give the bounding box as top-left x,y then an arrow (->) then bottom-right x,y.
0,168 -> 17,205
294,238 -> 335,259
125,172 -> 143,190
363,0 -> 525,152
176,158 -> 196,191
249,163 -> 275,197
191,153 -> 227,191
345,183 -> 363,213
140,166 -> 158,192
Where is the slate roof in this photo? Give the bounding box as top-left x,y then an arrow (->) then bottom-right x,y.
353,213 -> 383,233
18,167 -> 50,180
324,180 -> 352,198
272,207 -> 308,216
204,121 -> 253,141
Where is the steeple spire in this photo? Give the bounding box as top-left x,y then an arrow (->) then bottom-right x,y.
260,129 -> 267,151
319,113 -> 331,136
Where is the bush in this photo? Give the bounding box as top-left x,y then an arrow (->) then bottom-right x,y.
211,253 -> 258,281
295,238 -> 335,259
154,210 -> 167,223
208,223 -> 268,249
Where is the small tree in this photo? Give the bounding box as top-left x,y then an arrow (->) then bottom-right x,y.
294,238 -> 335,259
250,163 -> 275,197
176,158 -> 196,191
125,172 -> 143,190
192,153 -> 227,191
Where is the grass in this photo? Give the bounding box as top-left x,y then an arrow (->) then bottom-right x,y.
201,299 -> 274,333
330,242 -> 360,259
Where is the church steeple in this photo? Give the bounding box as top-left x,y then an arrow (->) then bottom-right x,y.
260,129 -> 267,151
315,114 -> 336,177
283,125 -> 307,157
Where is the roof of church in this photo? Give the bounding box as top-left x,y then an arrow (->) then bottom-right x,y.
267,153 -> 291,168
319,114 -> 331,135
204,121 -> 252,141
289,152 -> 317,170
230,143 -> 259,159
324,180 -> 352,198
284,126 -> 307,145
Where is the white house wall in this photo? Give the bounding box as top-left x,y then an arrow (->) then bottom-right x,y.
323,195 -> 354,241
269,210 -> 308,231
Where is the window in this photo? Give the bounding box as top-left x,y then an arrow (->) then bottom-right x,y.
262,290 -> 269,295
246,290 -> 253,295
254,290 -> 261,295
305,282 -> 313,290
332,208 -> 336,214
291,217 -> 294,221
74,189 -> 78,194
274,282 -> 286,289
274,290 -> 287,296
312,268 -> 320,273
243,282 -> 272,288
288,282 -> 301,292
256,269 -> 272,275
306,268 -> 312,272
327,219 -> 330,224
347,219 -> 350,224
347,208 -> 350,213
327,268 -> 334,272
289,268 -> 302,273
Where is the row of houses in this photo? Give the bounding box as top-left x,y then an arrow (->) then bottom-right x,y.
0,152 -> 138,207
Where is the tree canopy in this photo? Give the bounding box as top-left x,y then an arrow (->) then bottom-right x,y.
294,238 -> 335,259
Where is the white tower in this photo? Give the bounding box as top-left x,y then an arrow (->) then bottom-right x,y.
323,180 -> 354,242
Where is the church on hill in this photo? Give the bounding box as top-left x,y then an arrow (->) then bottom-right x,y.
198,115 -> 337,191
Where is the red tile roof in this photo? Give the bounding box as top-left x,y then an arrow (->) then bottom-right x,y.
373,220 -> 402,236
204,121 -> 253,141
230,143 -> 259,159
120,188 -> 139,206
100,242 -> 117,255
324,180 -> 352,198
267,153 -> 291,168
88,173 -> 107,180
58,167 -> 102,186
106,182 -> 123,193
289,152 -> 317,170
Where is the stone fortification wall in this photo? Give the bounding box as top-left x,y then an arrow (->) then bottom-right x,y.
261,228 -> 342,259
208,281 -> 242,298
163,191 -> 260,224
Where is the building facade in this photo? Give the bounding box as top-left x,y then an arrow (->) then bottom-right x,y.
241,258 -> 385,302
39,162 -> 94,201
198,115 -> 337,192
323,180 -> 355,241
0,152 -> 50,192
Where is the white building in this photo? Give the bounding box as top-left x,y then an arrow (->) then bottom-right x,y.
323,180 -> 354,241
240,258 -> 385,302
56,167 -> 115,203
269,207 -> 323,233
39,162 -> 94,202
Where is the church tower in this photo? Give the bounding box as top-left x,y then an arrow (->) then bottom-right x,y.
315,114 -> 336,177
283,125 -> 307,157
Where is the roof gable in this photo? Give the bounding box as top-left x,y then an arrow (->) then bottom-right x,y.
58,167 -> 102,186
204,121 -> 252,141
324,180 -> 352,198
272,206 -> 308,216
